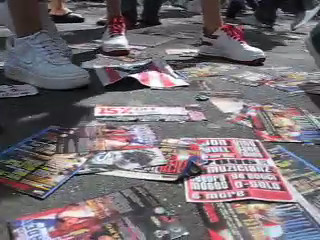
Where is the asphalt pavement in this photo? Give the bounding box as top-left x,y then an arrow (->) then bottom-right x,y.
1,2 -> 320,239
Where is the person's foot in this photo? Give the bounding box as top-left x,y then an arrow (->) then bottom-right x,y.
49,8 -> 85,23
240,15 -> 274,29
101,16 -> 130,56
306,23 -> 320,68
4,31 -> 89,90
291,3 -> 320,31
199,24 -> 266,65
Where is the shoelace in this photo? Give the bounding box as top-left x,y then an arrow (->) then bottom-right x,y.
221,25 -> 246,43
109,17 -> 126,36
34,35 -> 68,64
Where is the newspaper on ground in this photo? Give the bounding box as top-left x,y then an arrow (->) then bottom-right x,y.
210,97 -> 260,128
94,105 -> 206,122
223,71 -> 274,87
183,138 -> 293,203
0,126 -> 89,199
176,62 -> 238,79
0,84 -> 38,98
250,105 -> 320,143
55,123 -> 158,153
269,146 -> 320,212
8,186 -> 190,240
79,139 -> 203,181
165,48 -> 199,57
265,71 -> 320,93
94,59 -> 189,89
198,201 -> 320,239
79,147 -> 167,173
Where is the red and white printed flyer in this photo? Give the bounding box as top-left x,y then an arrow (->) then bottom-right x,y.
183,138 -> 294,203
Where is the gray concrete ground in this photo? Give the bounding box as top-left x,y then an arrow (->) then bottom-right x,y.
1,2 -> 320,239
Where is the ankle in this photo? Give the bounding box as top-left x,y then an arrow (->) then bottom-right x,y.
203,26 -> 221,36
49,8 -> 70,16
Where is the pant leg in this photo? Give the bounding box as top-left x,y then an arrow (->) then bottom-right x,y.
142,0 -> 163,22
245,0 -> 258,10
255,0 -> 285,25
226,0 -> 246,18
121,0 -> 138,23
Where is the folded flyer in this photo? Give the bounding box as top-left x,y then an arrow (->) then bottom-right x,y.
9,186 -> 189,240
94,105 -> 206,122
0,127 -> 89,199
269,146 -> 320,212
80,139 -> 203,181
56,123 -> 158,153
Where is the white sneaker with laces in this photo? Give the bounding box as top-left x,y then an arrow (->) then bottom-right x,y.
4,31 -> 89,90
199,24 -> 266,65
102,16 -> 130,56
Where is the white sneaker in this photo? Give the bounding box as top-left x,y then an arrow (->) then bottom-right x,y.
4,31 -> 90,90
199,24 -> 266,65
102,16 -> 130,56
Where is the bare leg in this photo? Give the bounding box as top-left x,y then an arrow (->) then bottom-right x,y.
8,0 -> 42,37
202,0 -> 223,34
107,0 -> 122,21
49,0 -> 68,15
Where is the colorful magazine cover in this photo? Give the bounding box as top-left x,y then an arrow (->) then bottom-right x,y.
269,146 -> 320,212
181,138 -> 271,161
0,127 -> 89,199
94,106 -> 206,122
250,106 -> 320,142
79,148 -> 167,173
56,123 -> 158,153
198,201 -> 320,240
9,186 -> 190,240
80,139 -> 203,181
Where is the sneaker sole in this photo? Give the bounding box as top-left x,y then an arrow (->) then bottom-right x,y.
100,49 -> 130,56
306,37 -> 320,68
4,65 -> 90,90
199,49 -> 266,66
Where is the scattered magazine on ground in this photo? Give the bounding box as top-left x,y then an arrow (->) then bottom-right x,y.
55,123 -> 158,153
0,127 -> 89,199
9,186 -> 189,240
250,106 -> 320,143
79,139 -> 203,181
269,146 -> 320,212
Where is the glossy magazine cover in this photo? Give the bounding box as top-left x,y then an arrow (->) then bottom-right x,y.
9,186 -> 189,240
0,127 -> 89,199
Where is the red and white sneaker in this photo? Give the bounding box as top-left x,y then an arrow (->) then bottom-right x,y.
102,16 -> 130,56
199,24 -> 266,65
